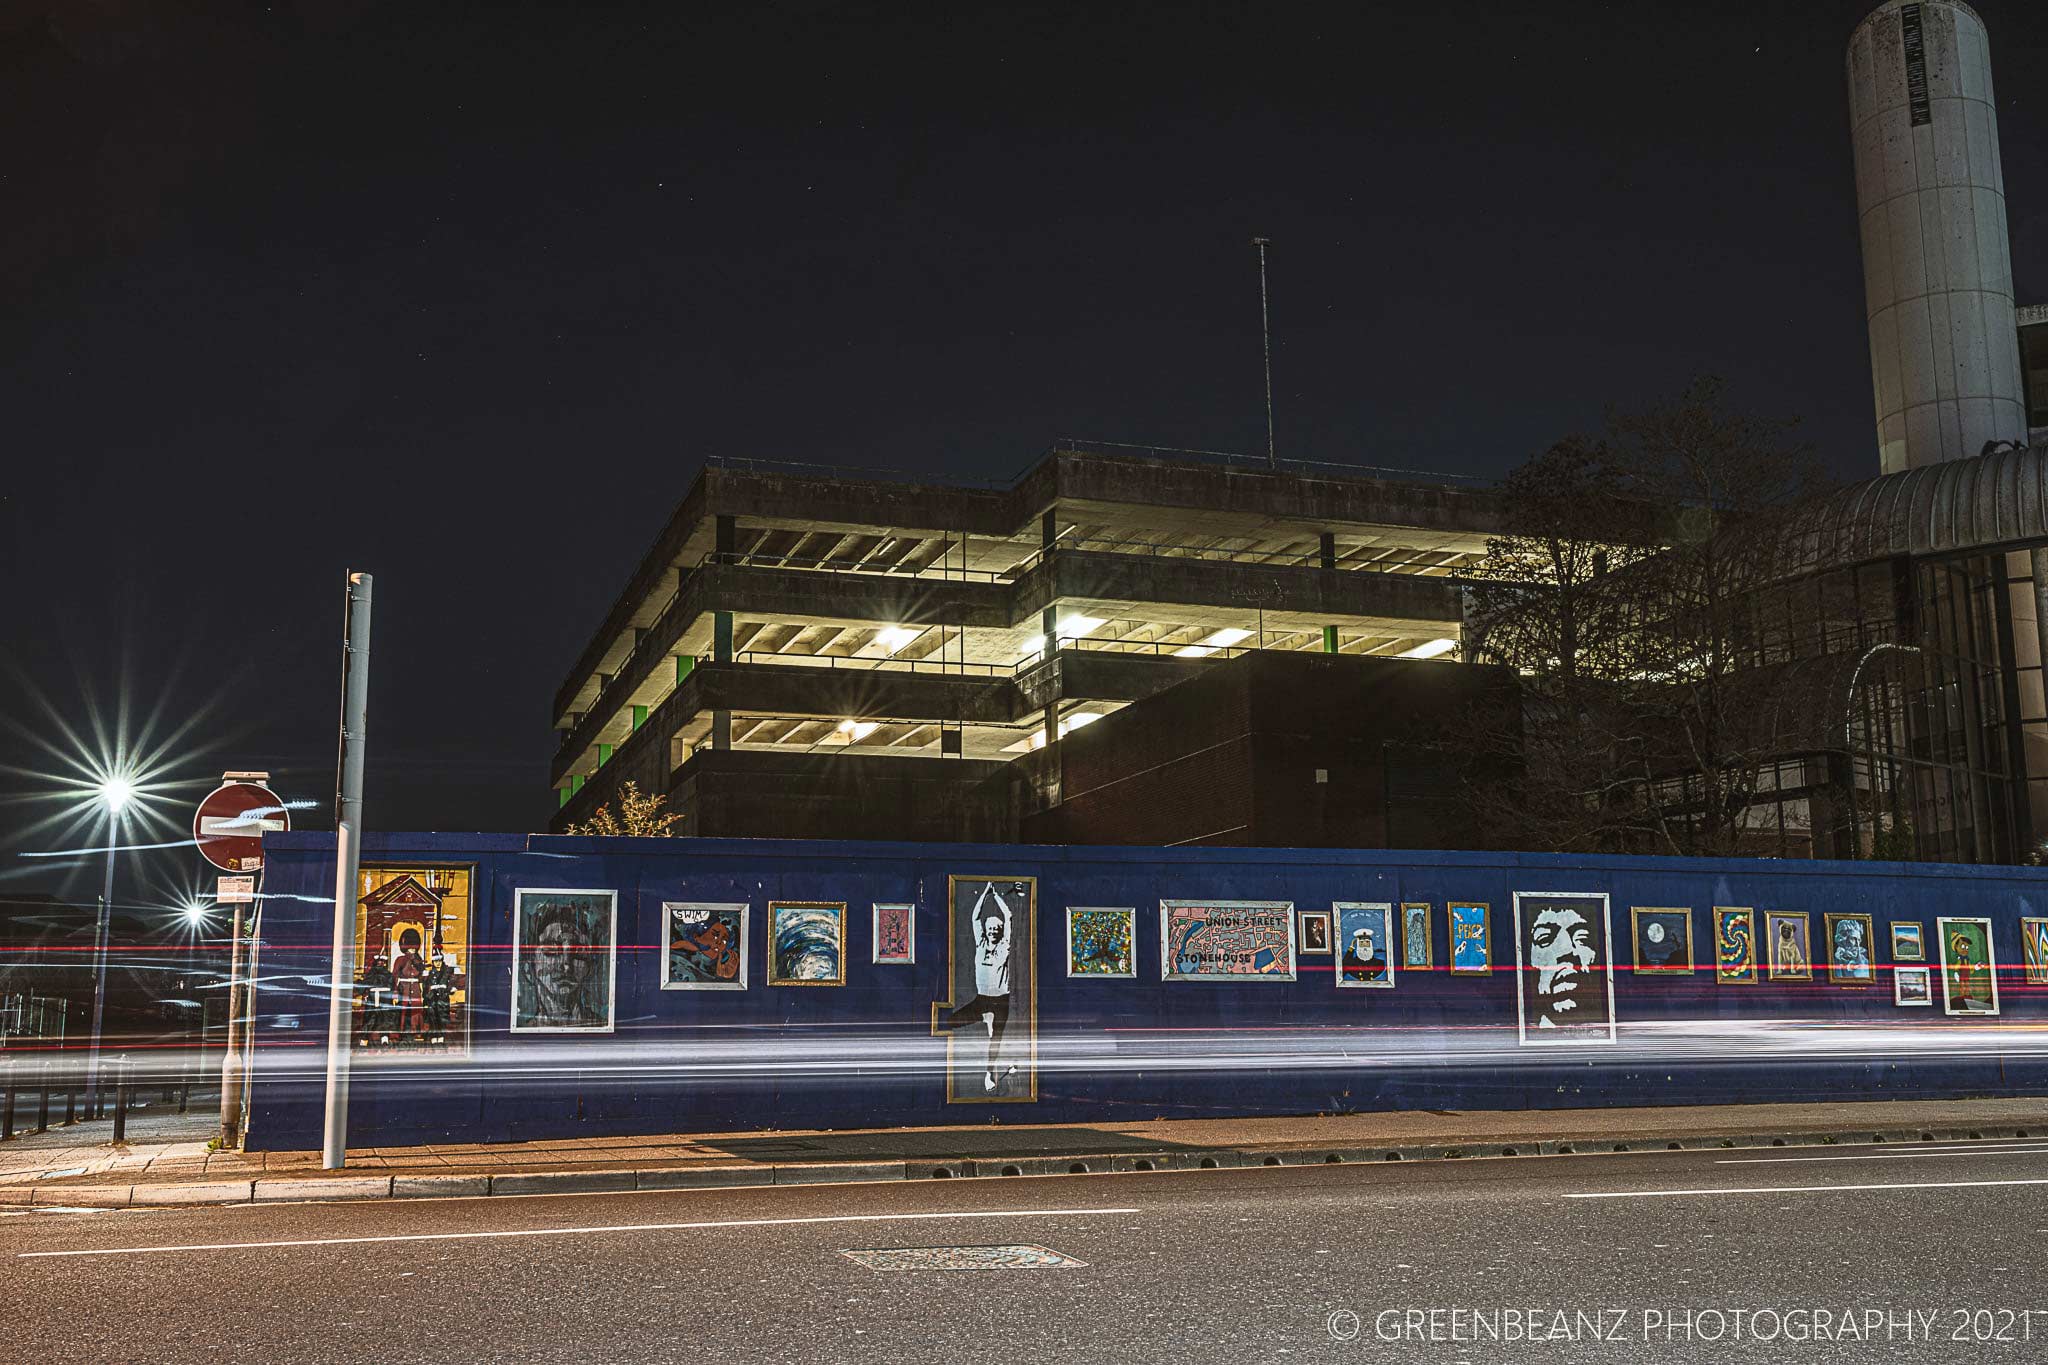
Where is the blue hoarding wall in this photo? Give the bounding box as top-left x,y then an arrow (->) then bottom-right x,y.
243,832 -> 2048,1150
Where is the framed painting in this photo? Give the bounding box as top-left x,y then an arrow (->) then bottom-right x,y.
2022,917 -> 2048,986
661,902 -> 747,990
768,901 -> 846,986
1448,902 -> 1491,975
1401,903 -> 1431,969
1512,891 -> 1616,1045
1712,906 -> 1756,985
1890,921 -> 1925,962
1823,912 -> 1876,986
1936,915 -> 1999,1016
1160,901 -> 1296,982
1334,902 -> 1395,989
1893,965 -> 1933,1007
1630,907 -> 1693,975
1764,910 -> 1812,983
1067,907 -> 1137,978
354,864 -> 473,1058
932,876 -> 1037,1103
872,903 -> 915,965
510,888 -> 617,1033
1297,909 -> 1332,956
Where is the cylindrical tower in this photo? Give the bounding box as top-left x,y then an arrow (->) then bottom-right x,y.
1847,1 -> 2026,473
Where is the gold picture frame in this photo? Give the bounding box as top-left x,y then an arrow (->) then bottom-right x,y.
1712,906 -> 1757,985
765,901 -> 847,986
1448,901 -> 1491,975
1823,912 -> 1876,986
1629,907 -> 1695,975
1400,902 -> 1432,970
2022,917 -> 2048,986
1764,910 -> 1812,983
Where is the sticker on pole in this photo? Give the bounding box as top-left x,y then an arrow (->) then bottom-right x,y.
193,779 -> 289,872
217,875 -> 255,904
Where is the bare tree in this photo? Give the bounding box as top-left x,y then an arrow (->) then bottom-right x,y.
1454,379 -> 1833,856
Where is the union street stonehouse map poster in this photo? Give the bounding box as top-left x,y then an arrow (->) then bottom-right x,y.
1161,901 -> 1296,981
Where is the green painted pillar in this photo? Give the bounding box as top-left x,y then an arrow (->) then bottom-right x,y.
1320,533 -> 1338,654
631,704 -> 648,731
675,654 -> 695,686
558,787 -> 570,809
1323,625 -> 1339,654
598,743 -> 613,766
571,774 -> 585,793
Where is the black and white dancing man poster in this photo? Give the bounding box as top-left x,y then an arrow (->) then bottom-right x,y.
932,875 -> 1037,1102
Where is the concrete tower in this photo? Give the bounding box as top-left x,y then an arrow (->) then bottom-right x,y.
1847,1 -> 2027,473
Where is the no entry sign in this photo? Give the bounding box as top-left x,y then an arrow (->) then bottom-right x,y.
193,779 -> 289,872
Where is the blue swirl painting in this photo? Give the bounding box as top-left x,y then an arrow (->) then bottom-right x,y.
770,902 -> 845,985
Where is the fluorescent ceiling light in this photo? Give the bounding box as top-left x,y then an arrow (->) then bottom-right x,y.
1173,627 -> 1253,659
1062,712 -> 1100,732
874,626 -> 919,654
1056,615 -> 1104,639
1396,637 -> 1458,660
1018,634 -> 1046,655
836,720 -> 878,741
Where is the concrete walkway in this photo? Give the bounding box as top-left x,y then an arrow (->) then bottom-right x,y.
5,1095 -> 2045,1208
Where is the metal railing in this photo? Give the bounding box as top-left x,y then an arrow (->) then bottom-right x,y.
730,650 -> 1013,678
0,1054 -> 186,1142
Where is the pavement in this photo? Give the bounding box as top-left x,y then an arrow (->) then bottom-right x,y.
4,1094 -> 2047,1210
5,1135 -> 2046,1364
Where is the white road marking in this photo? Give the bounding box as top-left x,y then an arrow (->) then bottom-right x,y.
17,1205 -> 1141,1259
1567,1177 -> 2048,1200
1718,1146 -> 2048,1165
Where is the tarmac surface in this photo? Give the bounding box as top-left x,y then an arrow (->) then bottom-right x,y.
5,1135 -> 2046,1364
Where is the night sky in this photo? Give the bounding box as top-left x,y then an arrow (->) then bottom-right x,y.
3,0 -> 2044,913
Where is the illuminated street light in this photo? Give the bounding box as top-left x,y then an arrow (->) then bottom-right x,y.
98,775 -> 135,813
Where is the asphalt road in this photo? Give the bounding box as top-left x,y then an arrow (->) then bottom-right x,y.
5,1139 -> 2047,1365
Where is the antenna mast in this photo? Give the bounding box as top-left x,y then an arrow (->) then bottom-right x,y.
1252,237 -> 1276,469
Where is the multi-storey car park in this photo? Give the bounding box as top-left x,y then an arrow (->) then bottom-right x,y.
548,442 -> 1504,842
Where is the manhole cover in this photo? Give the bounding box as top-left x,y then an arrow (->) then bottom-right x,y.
842,1244 -> 1087,1271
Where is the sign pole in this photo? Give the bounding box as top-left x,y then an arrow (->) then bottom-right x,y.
322,571 -> 373,1170
191,776 -> 285,1150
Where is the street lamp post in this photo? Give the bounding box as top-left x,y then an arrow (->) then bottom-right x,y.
85,776 -> 133,1112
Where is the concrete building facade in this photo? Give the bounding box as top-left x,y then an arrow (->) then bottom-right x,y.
549,445 -> 1498,840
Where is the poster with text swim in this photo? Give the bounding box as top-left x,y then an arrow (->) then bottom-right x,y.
1937,916 -> 1998,1016
1160,901 -> 1295,981
661,902 -> 747,990
510,889 -> 617,1033
1448,902 -> 1491,975
1713,907 -> 1756,985
1334,903 -> 1394,988
355,865 -> 472,1058
768,902 -> 845,985
1066,907 -> 1136,978
1512,891 -> 1615,1045
932,877 -> 1037,1103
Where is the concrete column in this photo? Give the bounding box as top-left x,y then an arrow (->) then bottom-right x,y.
714,513 -> 737,559
713,612 -> 734,662
1320,533 -> 1338,653
710,711 -> 732,751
